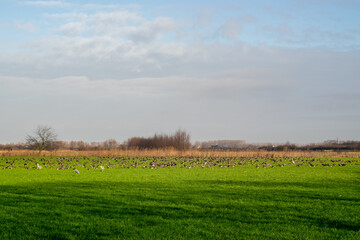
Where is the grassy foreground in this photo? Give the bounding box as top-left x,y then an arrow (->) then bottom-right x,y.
0,158 -> 359,239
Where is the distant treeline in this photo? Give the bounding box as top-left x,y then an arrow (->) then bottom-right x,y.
1,136 -> 360,152
271,141 -> 360,152
196,140 -> 360,151
193,140 -> 360,151
0,129 -> 192,151
126,130 -> 191,150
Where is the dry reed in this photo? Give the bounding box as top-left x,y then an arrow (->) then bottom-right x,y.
1,149 -> 360,158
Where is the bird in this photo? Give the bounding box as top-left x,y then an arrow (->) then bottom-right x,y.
36,163 -> 43,169
74,168 -> 80,174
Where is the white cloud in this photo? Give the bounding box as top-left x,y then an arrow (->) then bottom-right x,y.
23,1 -> 67,7
82,3 -> 139,10
52,10 -> 177,43
123,17 -> 177,42
14,22 -> 37,32
155,43 -> 185,57
90,10 -> 143,25
59,22 -> 85,35
1,1 -> 360,143
1,41 -> 359,143
45,12 -> 88,20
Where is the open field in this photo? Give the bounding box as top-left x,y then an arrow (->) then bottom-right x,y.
0,156 -> 359,239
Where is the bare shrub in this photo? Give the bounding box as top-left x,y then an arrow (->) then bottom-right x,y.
126,129 -> 191,151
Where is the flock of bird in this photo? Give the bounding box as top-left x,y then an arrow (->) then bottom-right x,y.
0,156 -> 358,173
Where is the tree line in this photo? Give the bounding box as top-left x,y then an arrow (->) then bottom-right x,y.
125,129 -> 191,150
0,126 -> 191,153
1,126 -> 359,152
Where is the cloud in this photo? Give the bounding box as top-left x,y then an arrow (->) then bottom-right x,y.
0,71 -> 288,102
27,3 -> 360,50
52,10 -> 177,43
5,40 -> 358,98
14,22 -> 37,32
1,1 -> 360,143
82,3 -> 139,11
123,17 -> 177,42
23,1 -> 67,7
1,42 -> 359,143
45,12 -> 88,20
219,19 -> 242,40
194,7 -> 213,27
155,42 -> 185,57
59,22 -> 85,35
2,32 -> 359,89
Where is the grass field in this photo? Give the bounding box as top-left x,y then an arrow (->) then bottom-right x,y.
0,156 -> 359,239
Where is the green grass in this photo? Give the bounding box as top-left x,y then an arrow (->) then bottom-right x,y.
0,157 -> 359,239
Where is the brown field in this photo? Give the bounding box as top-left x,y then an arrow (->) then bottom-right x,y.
1,149 -> 360,158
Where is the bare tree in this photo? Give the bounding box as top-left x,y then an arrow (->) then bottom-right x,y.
173,129 -> 191,151
103,139 -> 119,150
125,129 -> 191,150
26,125 -> 57,153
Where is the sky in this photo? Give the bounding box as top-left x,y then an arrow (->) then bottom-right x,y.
0,0 -> 360,144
